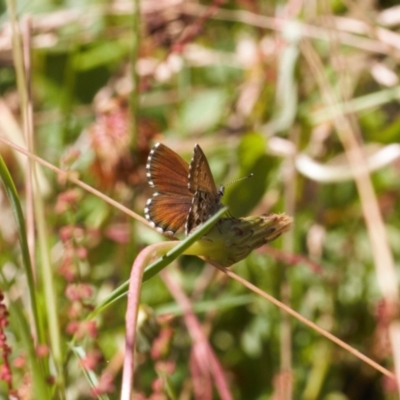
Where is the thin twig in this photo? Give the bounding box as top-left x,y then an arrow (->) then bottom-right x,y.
0,136 -> 149,227
211,262 -> 395,380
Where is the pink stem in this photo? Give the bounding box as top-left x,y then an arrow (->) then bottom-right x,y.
120,242 -> 176,400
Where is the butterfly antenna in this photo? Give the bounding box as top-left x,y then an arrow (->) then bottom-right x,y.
218,174 -> 253,197
224,173 -> 253,188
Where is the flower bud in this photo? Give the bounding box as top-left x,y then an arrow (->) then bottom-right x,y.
186,214 -> 292,266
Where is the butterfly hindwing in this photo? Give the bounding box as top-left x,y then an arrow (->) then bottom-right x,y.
145,194 -> 192,236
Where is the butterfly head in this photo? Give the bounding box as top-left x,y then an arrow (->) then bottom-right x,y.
217,185 -> 225,198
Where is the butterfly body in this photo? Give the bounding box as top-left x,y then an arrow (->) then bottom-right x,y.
145,143 -> 224,237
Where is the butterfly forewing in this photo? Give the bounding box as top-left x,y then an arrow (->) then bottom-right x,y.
147,143 -> 190,195
188,145 -> 218,195
185,144 -> 224,235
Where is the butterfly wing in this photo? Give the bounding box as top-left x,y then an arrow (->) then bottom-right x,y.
147,143 -> 190,195
145,143 -> 192,236
186,145 -> 224,235
145,195 -> 193,237
188,144 -> 218,195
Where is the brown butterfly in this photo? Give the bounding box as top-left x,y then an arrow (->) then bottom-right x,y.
144,143 -> 224,237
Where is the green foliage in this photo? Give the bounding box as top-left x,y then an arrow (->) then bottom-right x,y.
179,88 -> 229,135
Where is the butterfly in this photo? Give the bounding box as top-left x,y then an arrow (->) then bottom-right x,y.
144,143 -> 224,237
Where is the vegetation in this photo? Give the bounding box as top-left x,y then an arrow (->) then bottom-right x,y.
1,0 -> 400,398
